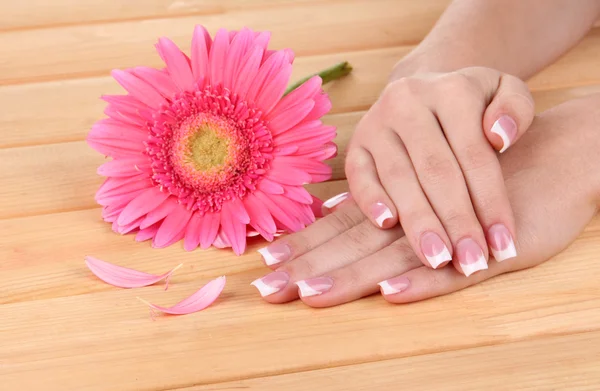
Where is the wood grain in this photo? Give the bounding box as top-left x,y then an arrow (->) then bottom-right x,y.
2,0 -> 600,390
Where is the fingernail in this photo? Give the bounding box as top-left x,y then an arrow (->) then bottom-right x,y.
322,192 -> 349,210
378,276 -> 410,295
487,224 -> 517,262
295,277 -> 333,297
420,231 -> 452,269
250,271 -> 290,297
258,243 -> 291,266
491,115 -> 517,153
370,202 -> 393,228
456,238 -> 488,277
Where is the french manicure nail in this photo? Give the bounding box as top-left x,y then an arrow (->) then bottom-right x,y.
323,192 -> 349,209
295,277 -> 334,297
487,224 -> 517,262
370,202 -> 393,228
491,115 -> 518,153
456,238 -> 488,277
258,243 -> 291,266
420,231 -> 452,268
378,276 -> 410,295
250,271 -> 290,297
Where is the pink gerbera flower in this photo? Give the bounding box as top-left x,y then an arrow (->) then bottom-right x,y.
88,26 -> 340,255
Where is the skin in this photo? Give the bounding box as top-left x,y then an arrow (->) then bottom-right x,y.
257,94 -> 600,307
252,0 -> 600,304
345,0 -> 600,274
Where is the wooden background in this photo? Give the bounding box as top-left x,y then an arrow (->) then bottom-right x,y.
1,1 -> 600,389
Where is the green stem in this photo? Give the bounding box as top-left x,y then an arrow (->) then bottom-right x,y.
284,61 -> 353,96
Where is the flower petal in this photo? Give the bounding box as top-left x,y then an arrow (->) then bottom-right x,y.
156,37 -> 195,92
132,67 -> 178,99
209,28 -> 230,88
233,46 -> 263,100
199,211 -> 220,249
153,205 -> 193,248
97,158 -> 151,178
283,186 -> 313,204
117,187 -> 170,226
254,191 -> 304,232
258,178 -> 284,194
310,195 -> 325,218
191,25 -> 212,82
268,100 -> 315,136
183,212 -> 203,251
220,203 -> 247,255
140,197 -> 178,229
85,256 -> 182,289
136,222 -> 160,242
138,276 -> 226,315
243,193 -> 276,241
223,28 -> 254,90
111,69 -> 166,110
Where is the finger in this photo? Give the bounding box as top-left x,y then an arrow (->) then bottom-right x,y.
251,220 -> 403,303
321,192 -> 351,216
379,256 -> 512,304
383,82 -> 490,276
345,144 -> 397,229
425,72 -> 517,264
482,73 -> 535,153
296,238 -> 423,308
256,201 -> 365,267
366,128 -> 453,269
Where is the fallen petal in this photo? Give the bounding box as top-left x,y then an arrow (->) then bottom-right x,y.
137,276 -> 226,315
85,256 -> 182,289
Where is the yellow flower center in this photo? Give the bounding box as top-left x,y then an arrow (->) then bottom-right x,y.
186,125 -> 230,172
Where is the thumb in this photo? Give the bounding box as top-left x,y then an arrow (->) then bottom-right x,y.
483,73 -> 535,153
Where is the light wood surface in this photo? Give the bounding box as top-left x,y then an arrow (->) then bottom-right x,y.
1,1 -> 599,390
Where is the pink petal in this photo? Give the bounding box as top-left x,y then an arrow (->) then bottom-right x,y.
85,256 -> 182,289
95,176 -> 152,202
226,198 -> 250,224
136,223 -> 160,242
117,187 -> 170,226
268,100 -> 315,136
220,203 -> 247,255
254,191 -> 304,232
246,51 -> 287,108
199,212 -> 220,249
183,212 -> 203,251
243,193 -> 276,241
111,69 -> 166,110
132,67 -> 178,99
191,25 -> 212,82
305,92 -> 332,121
283,186 -> 313,204
97,158 -> 151,178
223,28 -> 254,90
212,231 -> 231,248
233,46 -> 263,100
140,197 -> 178,229
266,76 -> 322,121
116,215 -> 144,234
209,28 -> 230,88
266,164 -> 312,186
253,31 -> 272,57
153,205 -> 193,248
156,37 -> 195,91
138,276 -> 226,315
311,196 -> 324,218
258,178 -> 284,194
274,123 -> 336,144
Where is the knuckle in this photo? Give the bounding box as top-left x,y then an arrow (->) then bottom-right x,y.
284,256 -> 317,279
380,77 -> 422,113
440,209 -> 474,233
345,148 -> 371,176
388,240 -> 421,267
381,155 -> 410,181
459,143 -> 496,173
326,208 -> 364,232
436,72 -> 483,100
420,153 -> 458,182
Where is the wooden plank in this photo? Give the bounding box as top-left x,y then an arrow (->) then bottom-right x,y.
0,180 -> 348,305
0,47 -> 407,148
0,0 -> 445,85
3,30 -> 600,149
1,227 -> 599,389
0,0 -> 330,31
0,111 -> 356,219
182,331 -> 600,390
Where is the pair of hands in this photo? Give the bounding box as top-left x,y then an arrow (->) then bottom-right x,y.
251,67 -> 600,307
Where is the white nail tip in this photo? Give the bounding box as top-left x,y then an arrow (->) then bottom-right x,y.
491,120 -> 511,153
296,280 -> 322,297
250,279 -> 280,297
460,255 -> 488,277
258,247 -> 280,266
377,280 -> 402,295
425,247 -> 452,269
375,208 -> 394,227
491,241 -> 517,262
323,192 -> 349,209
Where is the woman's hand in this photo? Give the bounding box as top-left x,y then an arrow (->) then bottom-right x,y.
345,67 -> 535,276
252,94 -> 600,307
